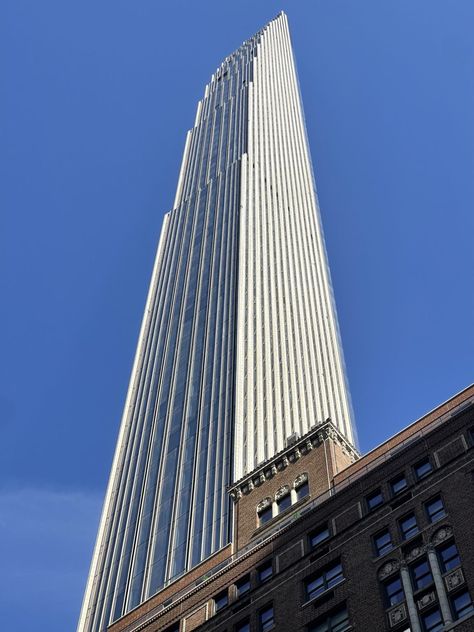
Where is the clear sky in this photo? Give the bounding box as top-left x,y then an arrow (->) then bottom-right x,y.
1,1 -> 473,630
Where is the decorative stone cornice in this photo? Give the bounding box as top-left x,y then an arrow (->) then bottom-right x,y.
431,525 -> 453,546
228,420 -> 359,501
417,591 -> 436,611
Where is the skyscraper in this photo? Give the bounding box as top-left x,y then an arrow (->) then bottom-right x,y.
78,12 -> 356,632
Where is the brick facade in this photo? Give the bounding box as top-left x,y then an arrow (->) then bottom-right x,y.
109,385 -> 474,632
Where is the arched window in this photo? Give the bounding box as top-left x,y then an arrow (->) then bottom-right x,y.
257,498 -> 273,526
275,485 -> 291,513
294,473 -> 309,502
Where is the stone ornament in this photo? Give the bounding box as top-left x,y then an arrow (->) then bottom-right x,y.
378,559 -> 400,581
275,485 -> 290,501
417,592 -> 436,610
445,568 -> 465,592
257,497 -> 272,512
405,545 -> 425,563
388,603 -> 407,627
294,472 -> 308,489
431,526 -> 453,546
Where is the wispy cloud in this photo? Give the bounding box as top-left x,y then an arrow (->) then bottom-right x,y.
0,488 -> 102,632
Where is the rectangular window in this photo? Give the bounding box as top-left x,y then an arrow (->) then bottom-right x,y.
414,457 -> 433,480
384,575 -> 405,606
276,493 -> 291,513
411,559 -> 433,591
438,542 -> 460,573
425,497 -> 446,524
451,589 -> 474,620
258,504 -> 273,526
214,589 -> 228,612
421,608 -> 443,631
296,481 -> 309,501
235,620 -> 250,632
366,488 -> 384,511
258,560 -> 273,583
259,605 -> 274,632
374,529 -> 393,557
236,574 -> 251,597
308,604 -> 351,632
390,473 -> 408,496
305,560 -> 344,601
309,524 -> 330,548
399,513 -> 419,540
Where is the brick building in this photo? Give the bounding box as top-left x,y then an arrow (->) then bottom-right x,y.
107,384 -> 474,632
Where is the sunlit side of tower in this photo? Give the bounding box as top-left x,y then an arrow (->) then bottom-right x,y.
78,12 -> 356,632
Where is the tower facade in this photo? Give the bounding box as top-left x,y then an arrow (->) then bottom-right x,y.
78,13 -> 356,632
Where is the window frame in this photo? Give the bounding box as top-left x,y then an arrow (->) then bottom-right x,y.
296,480 -> 310,502
235,574 -> 251,598
421,607 -> 443,631
410,558 -> 433,591
373,528 -> 393,557
213,589 -> 228,613
258,604 -> 274,632
450,589 -> 474,620
276,491 -> 292,513
307,603 -> 351,632
257,559 -> 273,583
384,575 -> 405,607
425,496 -> 446,524
414,457 -> 433,480
366,488 -> 384,512
438,541 -> 461,573
399,512 -> 419,541
257,503 -> 273,526
304,560 -> 345,602
390,473 -> 408,496
309,524 -> 330,549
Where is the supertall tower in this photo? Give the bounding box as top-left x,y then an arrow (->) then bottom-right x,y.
79,13 -> 356,632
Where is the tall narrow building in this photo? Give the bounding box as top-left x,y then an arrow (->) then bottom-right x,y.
78,12 -> 356,632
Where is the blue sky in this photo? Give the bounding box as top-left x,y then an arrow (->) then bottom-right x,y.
1,1 -> 473,630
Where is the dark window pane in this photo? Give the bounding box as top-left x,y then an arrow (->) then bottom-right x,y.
258,504 -> 273,526
235,620 -> 250,632
305,560 -> 344,601
236,575 -> 251,597
451,590 -> 474,620
258,560 -> 273,582
308,605 -> 351,632
425,497 -> 446,524
366,489 -> 384,511
310,524 -> 330,548
438,542 -> 460,573
214,589 -> 228,612
374,529 -> 393,556
259,605 -> 274,631
400,513 -> 419,540
414,457 -> 433,480
296,481 -> 309,501
421,608 -> 443,631
391,474 -> 408,495
385,576 -> 405,606
411,559 -> 433,591
277,493 -> 291,513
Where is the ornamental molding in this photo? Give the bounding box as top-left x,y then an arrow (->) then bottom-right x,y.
275,485 -> 290,501
378,559 -> 400,581
417,591 -> 436,611
405,545 -> 426,564
257,497 -> 272,513
294,472 -> 308,489
444,568 -> 465,592
388,603 -> 407,627
431,525 -> 453,546
227,420 -> 359,501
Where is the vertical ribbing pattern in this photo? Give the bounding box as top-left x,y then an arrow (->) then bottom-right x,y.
78,13 -> 355,632
234,14 -> 355,479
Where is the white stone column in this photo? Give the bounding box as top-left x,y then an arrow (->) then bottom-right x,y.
427,545 -> 453,625
400,563 -> 422,632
